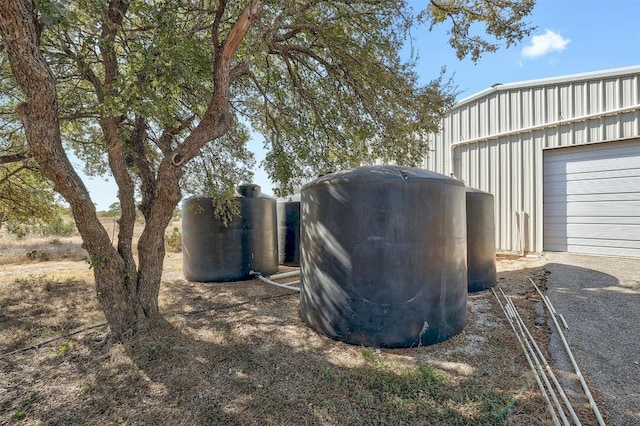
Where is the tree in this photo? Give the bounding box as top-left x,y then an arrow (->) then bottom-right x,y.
0,0 -> 534,340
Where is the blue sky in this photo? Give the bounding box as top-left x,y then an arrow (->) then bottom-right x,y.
408,0 -> 640,99
83,0 -> 640,210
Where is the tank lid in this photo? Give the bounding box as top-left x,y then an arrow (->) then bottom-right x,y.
237,184 -> 261,198
304,165 -> 464,188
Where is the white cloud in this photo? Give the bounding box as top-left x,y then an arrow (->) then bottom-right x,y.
522,29 -> 570,59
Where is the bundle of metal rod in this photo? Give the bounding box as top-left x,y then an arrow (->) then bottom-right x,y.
492,288 -> 563,426
500,289 -> 581,425
529,278 -> 606,426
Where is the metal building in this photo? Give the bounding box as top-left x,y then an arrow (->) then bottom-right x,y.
423,65 -> 640,257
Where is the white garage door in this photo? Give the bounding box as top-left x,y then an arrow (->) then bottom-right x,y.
543,140 -> 640,257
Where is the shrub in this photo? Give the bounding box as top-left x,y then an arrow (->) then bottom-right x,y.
5,221 -> 27,239
4,216 -> 76,239
37,217 -> 76,236
26,250 -> 50,261
166,227 -> 182,252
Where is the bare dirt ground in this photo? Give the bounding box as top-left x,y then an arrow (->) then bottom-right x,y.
0,230 -> 606,425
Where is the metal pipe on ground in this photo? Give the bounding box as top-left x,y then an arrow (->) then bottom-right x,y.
545,295 -> 558,316
269,270 -> 300,280
559,314 -> 570,330
501,293 -> 570,426
505,294 -> 581,425
492,288 -> 562,426
252,273 -> 301,292
529,278 -> 606,426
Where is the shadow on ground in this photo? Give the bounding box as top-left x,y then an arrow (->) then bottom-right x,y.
30,302 -> 519,425
544,257 -> 640,426
1,259 -> 558,425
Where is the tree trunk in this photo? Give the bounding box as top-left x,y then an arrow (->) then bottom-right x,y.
0,0 -> 164,341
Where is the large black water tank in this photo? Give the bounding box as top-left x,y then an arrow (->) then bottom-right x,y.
277,195 -> 301,266
182,184 -> 278,282
300,165 -> 468,348
466,188 -> 497,292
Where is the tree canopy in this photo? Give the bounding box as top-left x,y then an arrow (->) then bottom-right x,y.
1,1 -> 535,196
0,0 -> 535,339
0,154 -> 62,231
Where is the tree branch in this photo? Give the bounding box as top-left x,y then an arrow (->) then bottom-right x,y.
173,0 -> 262,165
268,42 -> 334,70
131,115 -> 156,220
157,116 -> 196,154
61,31 -> 105,101
101,0 -> 128,89
0,164 -> 28,186
0,151 -> 29,165
211,0 -> 227,47
93,1 -> 139,286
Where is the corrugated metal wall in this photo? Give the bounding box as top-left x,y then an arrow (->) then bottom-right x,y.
422,66 -> 640,253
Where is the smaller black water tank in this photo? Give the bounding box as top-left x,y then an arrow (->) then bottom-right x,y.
182,184 -> 278,282
466,188 -> 497,292
277,195 -> 301,266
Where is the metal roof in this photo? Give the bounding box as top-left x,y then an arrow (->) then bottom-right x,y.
456,65 -> 640,105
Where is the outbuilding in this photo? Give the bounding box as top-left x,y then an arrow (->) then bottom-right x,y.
423,65 -> 640,257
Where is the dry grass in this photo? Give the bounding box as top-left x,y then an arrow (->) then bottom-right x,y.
0,226 -> 598,425
0,235 -> 88,266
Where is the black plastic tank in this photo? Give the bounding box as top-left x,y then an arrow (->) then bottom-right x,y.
182,184 -> 278,282
277,194 -> 301,266
466,188 -> 497,292
299,165 -> 468,348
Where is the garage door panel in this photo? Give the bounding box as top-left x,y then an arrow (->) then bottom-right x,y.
565,168 -> 640,181
545,193 -> 640,203
563,223 -> 640,240
563,236 -> 640,248
545,237 -> 640,256
566,244 -> 640,257
564,201 -> 640,216
545,155 -> 639,174
544,216 -> 640,225
564,157 -> 639,174
546,143 -> 638,162
545,202 -> 640,218
543,140 -> 640,257
543,176 -> 640,196
544,224 -> 640,241
565,177 -> 640,194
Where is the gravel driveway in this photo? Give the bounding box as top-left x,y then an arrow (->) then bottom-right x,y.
544,253 -> 640,426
